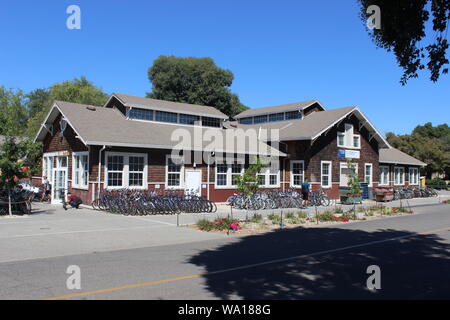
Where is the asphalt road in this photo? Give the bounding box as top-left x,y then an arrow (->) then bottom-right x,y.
0,203 -> 449,300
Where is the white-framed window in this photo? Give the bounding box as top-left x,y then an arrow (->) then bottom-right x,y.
337,123 -> 361,149
290,160 -> 305,187
379,166 -> 390,186
353,135 -> 361,148
105,152 -> 148,189
166,156 -> 184,189
364,163 -> 373,186
214,162 -> 244,189
42,155 -> 54,183
321,161 -> 332,188
409,168 -> 419,185
257,161 -> 280,188
394,167 -> 405,186
72,152 -> 89,189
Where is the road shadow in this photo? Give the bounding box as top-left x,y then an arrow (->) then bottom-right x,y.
188,227 -> 450,299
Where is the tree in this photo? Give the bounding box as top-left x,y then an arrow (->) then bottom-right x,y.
25,77 -> 108,138
147,56 -> 248,117
386,125 -> 450,178
235,157 -> 265,197
0,137 -> 30,215
0,87 -> 28,136
359,0 -> 450,84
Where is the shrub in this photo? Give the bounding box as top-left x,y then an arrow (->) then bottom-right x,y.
443,199 -> 450,204
249,214 -> 263,223
341,212 -> 356,220
285,212 -> 295,219
334,207 -> 344,214
287,216 -> 305,225
317,211 -> 335,222
196,219 -> 215,232
297,211 -> 308,219
427,178 -> 447,190
268,213 -> 281,224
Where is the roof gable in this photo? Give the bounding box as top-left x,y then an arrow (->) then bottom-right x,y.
234,100 -> 325,119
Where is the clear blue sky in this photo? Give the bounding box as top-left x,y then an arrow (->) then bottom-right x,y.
1,0 -> 449,135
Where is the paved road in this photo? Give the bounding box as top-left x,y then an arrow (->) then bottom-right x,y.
0,202 -> 449,299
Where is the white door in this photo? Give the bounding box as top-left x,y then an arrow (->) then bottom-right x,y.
185,170 -> 202,195
52,168 -> 68,204
340,163 -> 358,187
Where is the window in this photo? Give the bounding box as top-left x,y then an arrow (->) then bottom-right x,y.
215,162 -> 244,188
129,156 -> 144,187
394,167 -> 405,186
379,166 -> 389,185
156,111 -> 178,123
353,135 -> 361,148
257,162 -> 280,188
179,114 -> 200,125
72,152 -> 89,189
128,108 -> 153,121
409,168 -> 419,185
239,117 -> 253,125
216,164 -> 228,186
337,123 -> 361,149
231,164 -> 243,186
321,161 -> 332,188
290,161 -> 304,187
42,155 -> 54,183
105,153 -> 147,189
253,115 -> 268,124
269,113 -> 285,122
285,111 -> 302,120
166,157 -> 183,188
365,163 -> 373,186
57,156 -> 68,168
202,117 -> 222,128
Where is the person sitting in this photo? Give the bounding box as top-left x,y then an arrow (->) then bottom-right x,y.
63,193 -> 82,210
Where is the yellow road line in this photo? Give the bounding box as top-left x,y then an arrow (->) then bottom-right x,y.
42,225 -> 450,300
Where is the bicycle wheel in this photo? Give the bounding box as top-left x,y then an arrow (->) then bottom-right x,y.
321,196 -> 331,207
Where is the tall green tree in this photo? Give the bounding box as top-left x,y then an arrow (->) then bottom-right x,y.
25,77 -> 108,138
0,137 -> 30,215
147,56 -> 248,117
386,125 -> 450,178
359,0 -> 450,84
0,87 -> 28,136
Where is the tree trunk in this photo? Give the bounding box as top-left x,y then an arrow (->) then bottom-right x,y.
8,188 -> 12,216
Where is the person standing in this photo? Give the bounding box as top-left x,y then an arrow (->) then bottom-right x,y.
42,176 -> 51,202
301,178 -> 311,208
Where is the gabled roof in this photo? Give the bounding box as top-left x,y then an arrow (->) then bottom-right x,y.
234,100 -> 325,119
108,93 -> 229,120
379,148 -> 426,166
34,101 -> 285,157
234,106 -> 390,148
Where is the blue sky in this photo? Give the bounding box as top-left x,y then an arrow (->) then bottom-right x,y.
1,0 -> 449,135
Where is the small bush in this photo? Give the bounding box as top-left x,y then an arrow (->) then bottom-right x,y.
427,178 -> 447,190
249,214 -> 263,223
196,219 -> 215,232
297,211 -> 308,219
287,216 -> 305,225
317,211 -> 335,222
341,212 -> 356,220
334,207 -> 344,214
268,213 -> 281,224
285,212 -> 295,219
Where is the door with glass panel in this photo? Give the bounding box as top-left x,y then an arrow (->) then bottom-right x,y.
51,156 -> 68,204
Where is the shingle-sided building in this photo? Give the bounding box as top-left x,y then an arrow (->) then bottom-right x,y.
34,93 -> 425,204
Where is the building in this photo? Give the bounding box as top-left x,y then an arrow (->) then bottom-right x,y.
33,93 -> 425,204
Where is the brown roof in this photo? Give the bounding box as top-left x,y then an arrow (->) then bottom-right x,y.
35,101 -> 285,157
379,148 -> 426,166
234,100 -> 324,119
111,93 -> 229,120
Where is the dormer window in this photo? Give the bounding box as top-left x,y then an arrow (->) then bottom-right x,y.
337,123 -> 360,149
285,111 -> 303,120
128,108 -> 153,121
180,114 -> 200,125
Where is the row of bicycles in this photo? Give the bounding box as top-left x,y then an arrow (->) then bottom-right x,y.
92,189 -> 217,215
227,188 -> 331,210
0,187 -> 34,215
393,187 -> 439,200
